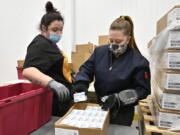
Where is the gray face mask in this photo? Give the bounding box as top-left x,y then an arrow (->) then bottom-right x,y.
109,44 -> 128,57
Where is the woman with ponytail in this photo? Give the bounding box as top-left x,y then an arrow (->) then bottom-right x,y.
23,1 -> 72,116
74,16 -> 151,126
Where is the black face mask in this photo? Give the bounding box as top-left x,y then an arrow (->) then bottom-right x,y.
111,44 -> 120,50
109,44 -> 128,57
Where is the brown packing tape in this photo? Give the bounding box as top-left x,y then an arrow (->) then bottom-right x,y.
167,50 -> 180,53
156,5 -> 180,35
98,35 -> 109,46
54,103 -> 110,135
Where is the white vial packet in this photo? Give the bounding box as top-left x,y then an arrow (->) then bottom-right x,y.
60,106 -> 108,129
73,92 -> 87,102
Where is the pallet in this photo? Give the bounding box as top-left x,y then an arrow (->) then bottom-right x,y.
138,98 -> 180,135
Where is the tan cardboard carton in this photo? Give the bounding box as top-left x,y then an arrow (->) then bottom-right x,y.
71,52 -> 91,73
157,5 -> 180,34
17,60 -> 24,67
155,69 -> 180,93
149,96 -> 180,129
76,43 -> 95,54
55,103 -> 110,135
98,35 -> 109,46
152,80 -> 180,111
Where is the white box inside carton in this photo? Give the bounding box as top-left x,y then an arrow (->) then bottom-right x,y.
55,103 -> 109,135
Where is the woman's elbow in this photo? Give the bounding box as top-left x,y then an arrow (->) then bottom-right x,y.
22,67 -> 35,79
22,68 -> 29,79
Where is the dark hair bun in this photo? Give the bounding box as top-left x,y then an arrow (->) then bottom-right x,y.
45,1 -> 57,13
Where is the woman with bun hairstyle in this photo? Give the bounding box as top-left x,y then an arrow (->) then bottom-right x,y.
23,1 -> 72,116
74,16 -> 151,126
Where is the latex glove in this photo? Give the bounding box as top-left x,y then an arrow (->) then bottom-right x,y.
74,81 -> 88,93
48,80 -> 70,102
101,89 -> 138,110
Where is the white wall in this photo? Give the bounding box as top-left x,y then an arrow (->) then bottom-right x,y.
75,0 -> 180,57
0,0 -> 180,83
0,0 -> 74,83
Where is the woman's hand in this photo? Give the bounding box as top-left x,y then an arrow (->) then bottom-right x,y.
48,80 -> 70,102
73,81 -> 89,93
23,67 -> 70,102
101,89 -> 138,110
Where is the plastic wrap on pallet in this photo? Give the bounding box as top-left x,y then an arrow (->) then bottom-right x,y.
155,70 -> 180,92
149,25 -> 180,70
151,96 -> 180,130
155,85 -> 180,111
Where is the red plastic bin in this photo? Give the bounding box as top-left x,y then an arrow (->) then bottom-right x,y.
0,83 -> 53,135
16,67 -> 25,79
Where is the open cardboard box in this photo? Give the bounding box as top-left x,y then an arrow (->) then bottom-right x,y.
54,103 -> 110,135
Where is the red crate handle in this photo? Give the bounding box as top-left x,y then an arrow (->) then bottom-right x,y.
0,96 -> 16,103
4,99 -> 12,103
0,96 -> 17,108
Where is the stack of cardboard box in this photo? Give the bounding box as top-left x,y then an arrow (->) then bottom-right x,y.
98,35 -> 109,46
71,43 -> 96,73
149,5 -> 180,130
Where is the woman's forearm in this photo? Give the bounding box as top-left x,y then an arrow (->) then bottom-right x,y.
22,67 -> 53,87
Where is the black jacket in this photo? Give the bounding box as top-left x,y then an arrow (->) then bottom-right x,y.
75,44 -> 151,99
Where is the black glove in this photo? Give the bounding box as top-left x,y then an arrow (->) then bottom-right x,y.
48,80 -> 70,102
101,89 -> 138,111
74,81 -> 89,93
100,95 -> 119,119
101,95 -> 117,110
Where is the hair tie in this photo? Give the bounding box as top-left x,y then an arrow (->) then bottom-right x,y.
120,16 -> 125,20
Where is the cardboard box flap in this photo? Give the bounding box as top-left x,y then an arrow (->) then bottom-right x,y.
55,103 -> 110,135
